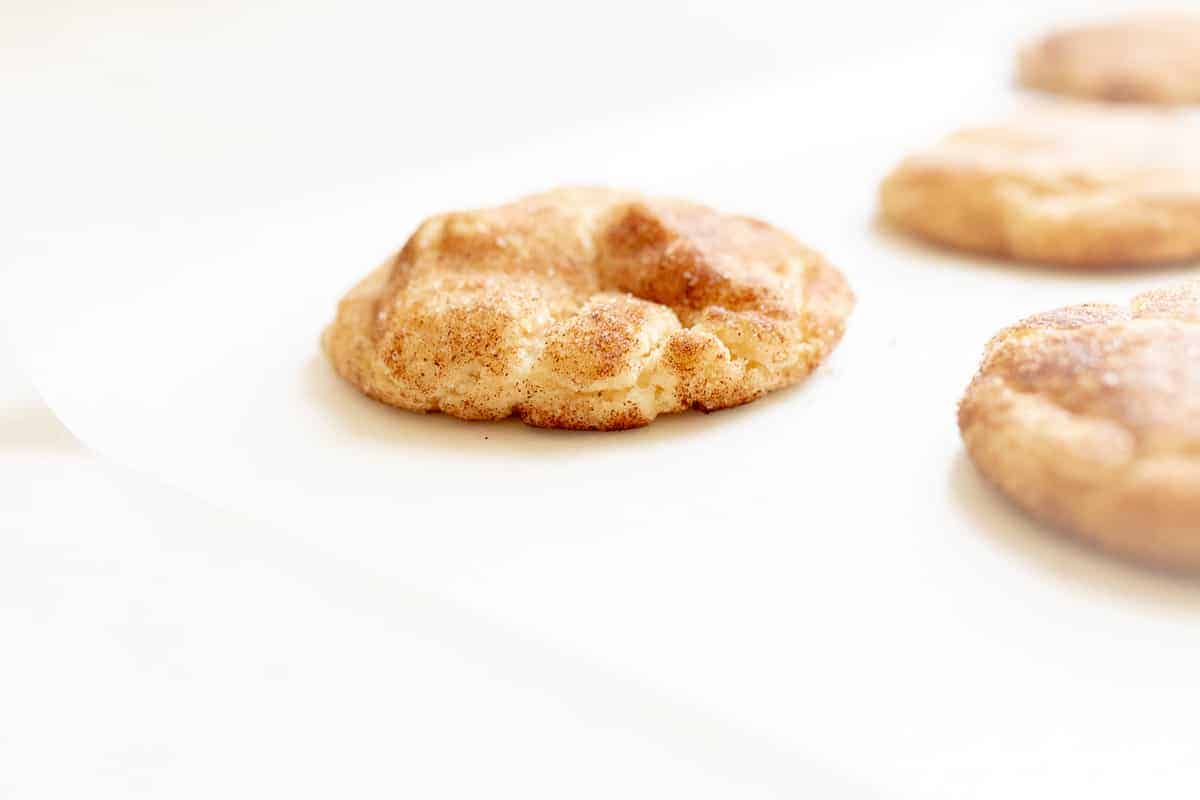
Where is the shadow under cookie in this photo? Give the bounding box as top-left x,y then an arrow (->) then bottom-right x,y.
948,452 -> 1200,608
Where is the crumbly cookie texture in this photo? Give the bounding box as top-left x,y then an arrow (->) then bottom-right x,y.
880,106 -> 1200,267
959,281 -> 1200,568
322,187 -> 854,430
1018,12 -> 1200,105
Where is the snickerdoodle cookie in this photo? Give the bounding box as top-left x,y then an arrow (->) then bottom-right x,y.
1018,13 -> 1200,105
880,106 -> 1200,266
959,281 -> 1200,568
323,187 -> 853,430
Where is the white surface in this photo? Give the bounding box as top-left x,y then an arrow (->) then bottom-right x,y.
6,0 -> 1200,797
1,352 -> 860,799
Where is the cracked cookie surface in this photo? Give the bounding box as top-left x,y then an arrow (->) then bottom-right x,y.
880,106 -> 1200,266
322,187 -> 854,430
959,281 -> 1200,567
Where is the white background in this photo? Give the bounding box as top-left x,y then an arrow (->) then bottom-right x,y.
5,1 -> 1200,797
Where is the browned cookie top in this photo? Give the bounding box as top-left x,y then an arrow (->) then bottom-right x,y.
323,188 -> 854,430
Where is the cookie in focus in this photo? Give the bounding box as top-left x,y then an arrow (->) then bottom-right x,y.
322,188 -> 854,430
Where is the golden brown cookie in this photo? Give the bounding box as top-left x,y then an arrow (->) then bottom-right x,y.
1018,13 -> 1200,105
879,106 -> 1200,266
959,281 -> 1200,568
322,187 -> 854,430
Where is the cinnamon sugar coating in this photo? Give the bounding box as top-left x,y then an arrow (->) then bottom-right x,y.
323,187 -> 854,430
960,281 -> 1200,567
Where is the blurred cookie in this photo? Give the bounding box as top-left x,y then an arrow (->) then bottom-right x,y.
880,106 -> 1200,266
323,187 -> 853,430
959,281 -> 1200,568
1018,13 -> 1200,105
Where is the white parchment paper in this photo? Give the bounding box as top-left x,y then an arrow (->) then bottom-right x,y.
8,1 -> 1200,795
